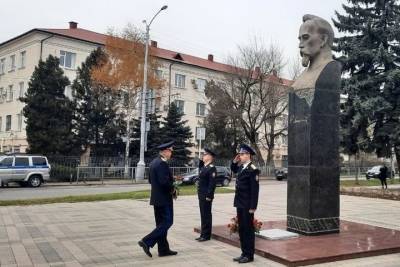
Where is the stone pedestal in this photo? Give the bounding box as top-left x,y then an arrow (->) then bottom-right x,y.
287,61 -> 342,235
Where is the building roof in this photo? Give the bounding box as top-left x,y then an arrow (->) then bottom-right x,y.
0,24 -> 293,86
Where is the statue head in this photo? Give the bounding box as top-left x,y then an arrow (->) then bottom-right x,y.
298,14 -> 334,67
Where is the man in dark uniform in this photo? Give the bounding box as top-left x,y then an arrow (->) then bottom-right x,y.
138,140 -> 178,258
195,148 -> 217,242
231,144 -> 260,264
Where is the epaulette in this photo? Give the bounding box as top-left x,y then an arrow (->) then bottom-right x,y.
250,164 -> 258,170
210,164 -> 214,167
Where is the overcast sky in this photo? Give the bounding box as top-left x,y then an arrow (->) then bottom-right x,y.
1,0 -> 347,78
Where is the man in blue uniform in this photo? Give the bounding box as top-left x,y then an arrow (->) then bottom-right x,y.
195,148 -> 217,242
231,144 -> 260,264
138,140 -> 178,258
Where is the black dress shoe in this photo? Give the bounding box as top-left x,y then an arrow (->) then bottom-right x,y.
238,256 -> 254,264
158,250 -> 178,257
198,237 -> 210,242
138,240 -> 152,258
233,256 -> 243,262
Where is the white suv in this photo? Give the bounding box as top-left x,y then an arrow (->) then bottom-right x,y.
0,154 -> 51,187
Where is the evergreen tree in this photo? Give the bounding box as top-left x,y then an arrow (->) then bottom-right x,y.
333,0 -> 400,171
20,55 -> 77,155
131,113 -> 163,159
72,48 -> 126,156
203,81 -> 246,158
161,103 -> 193,164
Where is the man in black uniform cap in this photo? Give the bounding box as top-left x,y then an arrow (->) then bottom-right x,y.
195,148 -> 217,242
231,144 -> 260,264
138,140 -> 178,258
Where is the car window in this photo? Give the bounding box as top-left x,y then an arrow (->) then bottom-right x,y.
32,157 -> 47,166
0,157 -> 13,167
15,157 -> 29,167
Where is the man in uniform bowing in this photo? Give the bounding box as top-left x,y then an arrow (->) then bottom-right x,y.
138,140 -> 178,258
231,144 -> 260,264
195,148 -> 217,242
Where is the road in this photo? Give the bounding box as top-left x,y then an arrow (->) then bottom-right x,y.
0,183 -> 151,200
0,180 -> 279,201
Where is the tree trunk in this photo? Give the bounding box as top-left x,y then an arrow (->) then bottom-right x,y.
250,141 -> 264,164
265,119 -> 275,167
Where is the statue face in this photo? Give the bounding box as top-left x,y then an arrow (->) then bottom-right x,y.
298,21 -> 325,67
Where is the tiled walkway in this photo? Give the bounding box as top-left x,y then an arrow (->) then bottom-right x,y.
0,181 -> 399,266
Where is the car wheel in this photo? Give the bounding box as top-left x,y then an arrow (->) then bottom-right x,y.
28,175 -> 42,187
276,177 -> 283,181
222,178 -> 230,187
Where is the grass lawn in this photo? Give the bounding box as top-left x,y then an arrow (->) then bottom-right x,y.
340,178 -> 400,187
0,185 -> 234,207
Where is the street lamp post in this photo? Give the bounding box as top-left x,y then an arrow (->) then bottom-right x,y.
136,5 -> 168,182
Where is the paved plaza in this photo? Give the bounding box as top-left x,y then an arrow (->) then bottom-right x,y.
0,181 -> 399,266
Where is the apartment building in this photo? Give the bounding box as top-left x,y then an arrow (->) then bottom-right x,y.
0,22 -> 291,163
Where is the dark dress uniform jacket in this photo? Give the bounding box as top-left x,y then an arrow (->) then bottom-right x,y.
197,161 -> 217,200
149,157 -> 174,206
231,162 -> 259,210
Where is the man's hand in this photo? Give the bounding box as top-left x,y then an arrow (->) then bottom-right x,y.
249,209 -> 256,214
206,197 -> 212,201
233,154 -> 240,163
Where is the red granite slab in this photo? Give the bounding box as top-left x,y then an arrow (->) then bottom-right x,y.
194,220 -> 400,266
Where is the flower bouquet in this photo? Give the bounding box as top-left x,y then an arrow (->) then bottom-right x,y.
227,216 -> 263,235
172,176 -> 183,200
228,216 -> 239,235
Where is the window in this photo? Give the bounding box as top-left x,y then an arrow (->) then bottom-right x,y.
0,58 -> 5,74
7,85 -> 13,101
174,100 -> 184,114
196,78 -> 207,90
5,115 -> 11,131
19,51 -> 26,68
59,50 -> 76,69
0,157 -> 13,167
0,88 -> 3,103
155,69 -> 163,79
15,157 -> 29,167
175,74 -> 186,88
9,55 -> 15,71
0,117 -> 2,131
19,82 -> 24,98
196,103 -> 206,116
32,157 -> 47,166
17,112 -> 22,131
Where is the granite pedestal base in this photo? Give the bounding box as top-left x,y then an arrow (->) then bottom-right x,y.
194,220 -> 400,266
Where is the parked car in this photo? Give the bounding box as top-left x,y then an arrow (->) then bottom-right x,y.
365,165 -> 393,180
275,168 -> 288,181
181,166 -> 232,187
0,154 -> 51,187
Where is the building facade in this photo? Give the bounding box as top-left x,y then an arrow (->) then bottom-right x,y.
0,22 -> 291,163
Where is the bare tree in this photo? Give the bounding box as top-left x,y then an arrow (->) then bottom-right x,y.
287,56 -> 303,80
210,38 -> 286,163
261,78 -> 289,166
